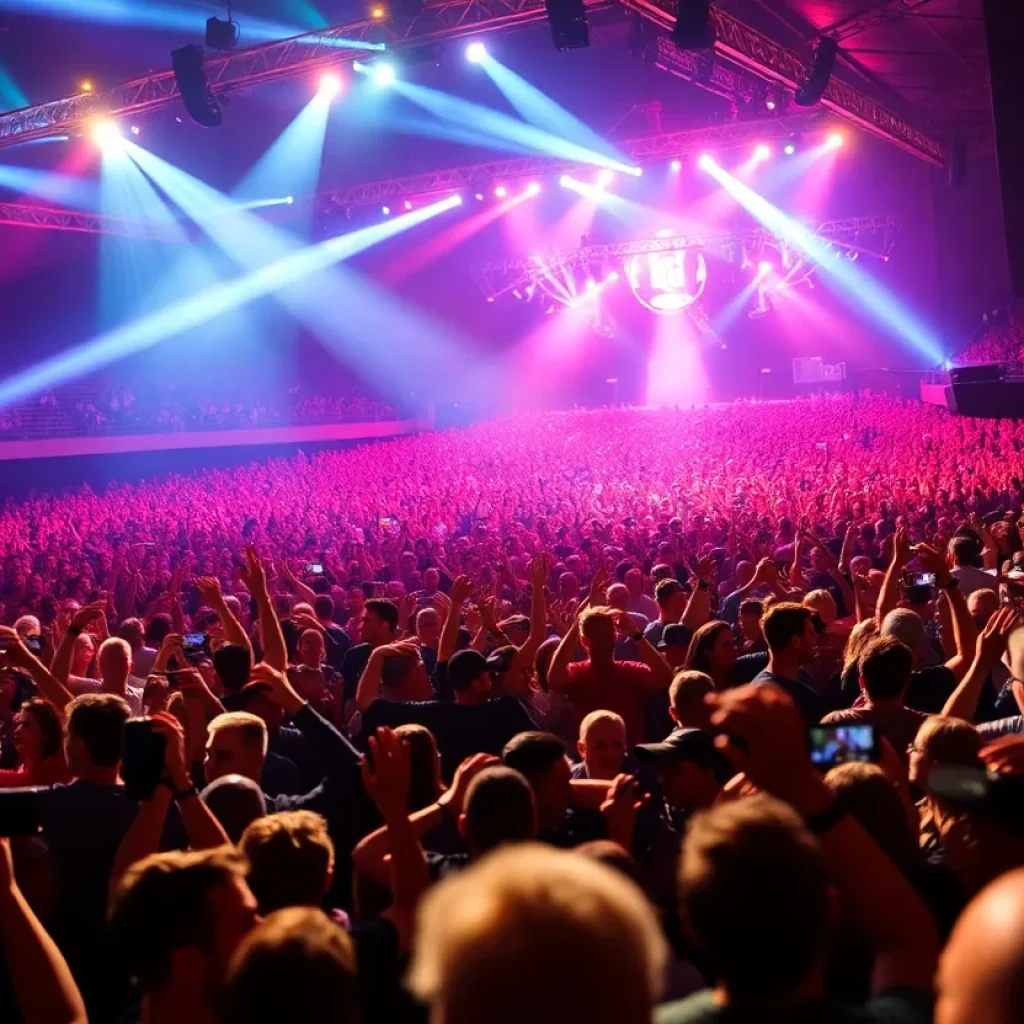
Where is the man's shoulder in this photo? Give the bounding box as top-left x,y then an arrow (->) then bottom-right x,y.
821,706 -> 867,724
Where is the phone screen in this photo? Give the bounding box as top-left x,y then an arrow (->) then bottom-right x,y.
306,563 -> 324,575
183,633 -> 206,650
808,724 -> 878,769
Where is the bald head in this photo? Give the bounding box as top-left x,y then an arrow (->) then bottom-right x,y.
1008,626 -> 1024,683
938,867 -> 1024,1024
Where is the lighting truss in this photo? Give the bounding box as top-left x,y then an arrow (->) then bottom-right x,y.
474,213 -> 899,298
316,113 -> 826,211
623,0 -> 944,165
0,0 -> 942,163
0,201 -> 182,239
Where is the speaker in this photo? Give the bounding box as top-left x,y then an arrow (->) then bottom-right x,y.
794,37 -> 838,106
544,0 -> 589,50
949,363 -> 1001,384
171,44 -> 222,128
672,0 -> 715,50
948,133 -> 968,189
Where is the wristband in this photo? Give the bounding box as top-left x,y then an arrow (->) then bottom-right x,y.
805,800 -> 847,835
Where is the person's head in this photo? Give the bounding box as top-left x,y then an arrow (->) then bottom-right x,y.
394,722 -> 443,809
297,629 -> 324,669
668,670 -> 715,730
579,606 -> 617,661
408,844 -> 666,1024
842,618 -> 878,676
803,589 -> 837,627
200,774 -> 267,843
109,848 -> 257,1011
605,583 -> 629,612
624,567 -> 643,596
558,572 -> 579,601
761,603 -> 817,666
118,617 -> 145,652
424,567 -> 440,592
213,644 -> 253,695
657,624 -> 693,669
13,697 -> 63,765
881,608 -> 929,666
909,715 -> 981,789
949,534 -> 984,569
64,692 -> 130,777
459,765 -> 538,857
634,728 -> 730,813
734,560 -> 755,588
13,614 -> 40,640
824,762 -> 919,872
498,614 -> 530,648
240,811 -> 334,914
738,600 -> 764,646
359,599 -> 398,646
447,649 -> 492,704
313,595 -> 335,625
221,908 -> 357,1024
937,867 -> 1024,1024
416,607 -> 441,648
576,711 -> 627,780
205,711 -> 269,785
71,630 -> 96,675
968,588 -> 1000,631
684,621 -> 736,679
679,794 -> 830,1002
145,613 -> 173,649
502,732 -> 572,832
858,635 -> 914,704
654,578 -> 686,621
98,636 -> 132,685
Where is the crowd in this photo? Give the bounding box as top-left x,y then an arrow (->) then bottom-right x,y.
0,383 -> 398,439
952,309 -> 1024,367
2,393 -> 1024,1023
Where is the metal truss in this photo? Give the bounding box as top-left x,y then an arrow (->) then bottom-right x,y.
316,113 -> 826,211
0,201 -> 180,239
0,0 -> 942,165
622,0 -> 944,165
475,213 -> 898,297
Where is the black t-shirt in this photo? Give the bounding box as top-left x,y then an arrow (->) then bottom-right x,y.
342,643 -> 374,703
752,669 -> 827,723
904,665 -> 957,716
360,696 -> 535,780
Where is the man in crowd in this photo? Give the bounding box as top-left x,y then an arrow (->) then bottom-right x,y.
752,602 -> 826,723
644,579 -> 688,648
340,598 -> 400,721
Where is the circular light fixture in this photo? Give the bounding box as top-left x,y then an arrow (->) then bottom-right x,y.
466,41 -> 487,63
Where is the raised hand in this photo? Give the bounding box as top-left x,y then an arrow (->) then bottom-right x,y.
195,576 -> 223,606
588,565 -> 610,605
600,773 -> 644,847
450,574 -> 474,607
977,605 -> 1020,666
438,751 -> 500,815
70,599 -> 107,632
361,727 -> 411,821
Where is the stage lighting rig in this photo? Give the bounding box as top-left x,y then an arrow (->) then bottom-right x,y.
794,36 -> 837,106
544,0 -> 589,50
171,44 -> 222,127
672,0 -> 715,51
206,15 -> 239,51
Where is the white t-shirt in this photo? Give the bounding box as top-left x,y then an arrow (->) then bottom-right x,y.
951,565 -> 998,598
67,675 -> 146,716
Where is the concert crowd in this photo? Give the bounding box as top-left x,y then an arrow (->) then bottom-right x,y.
1,392 -> 1024,1024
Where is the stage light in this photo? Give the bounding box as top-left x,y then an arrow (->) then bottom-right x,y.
596,169 -> 614,187
474,192 -> 484,201
90,118 -> 122,148
370,3 -> 387,17
827,131 -> 844,149
607,271 -> 619,282
628,166 -> 643,176
466,41 -> 487,63
382,205 -> 391,215
656,228 -> 674,238
586,278 -> 597,293
559,175 -> 571,188
130,125 -> 140,135
765,99 -> 776,111
795,36 -> 838,106
758,261 -> 773,274
285,196 -> 294,204
495,185 -> 507,197
319,72 -> 342,96
670,159 -> 682,171
525,181 -> 541,196
404,200 -> 413,211
697,153 -> 713,170
754,144 -> 771,161
373,62 -> 396,86
79,79 -> 94,93
784,143 -> 796,156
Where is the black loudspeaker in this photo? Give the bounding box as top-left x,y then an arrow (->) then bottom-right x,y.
672,0 -> 715,50
948,133 -> 968,188
949,363 -> 1001,384
544,0 -> 589,49
794,37 -> 838,106
945,381 -> 1024,418
171,44 -> 222,127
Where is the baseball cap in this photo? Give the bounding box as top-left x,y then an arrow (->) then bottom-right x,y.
657,624 -> 693,651
634,727 -> 720,767
655,578 -> 684,604
448,649 -> 488,691
485,645 -> 518,676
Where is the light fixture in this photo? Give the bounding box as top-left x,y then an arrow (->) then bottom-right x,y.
382,205 -> 391,215
526,181 -> 541,196
784,142 -> 796,156
754,144 -> 771,161
795,36 -> 838,106
79,79 -> 94,94
404,200 -> 413,210
205,15 -> 239,51
765,99 -> 776,111
285,196 -> 294,205
827,131 -> 844,149
596,169 -> 614,187
319,72 -> 342,96
670,159 -> 682,171
628,166 -> 643,176
466,41 -> 487,63
495,185 -> 507,197
697,153 -> 713,170
89,119 -> 122,148
758,261 -> 773,274
370,3 -> 387,17
130,125 -> 141,136
373,62 -> 396,86
474,192 -> 484,201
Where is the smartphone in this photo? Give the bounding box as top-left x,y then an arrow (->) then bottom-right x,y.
808,724 -> 878,770
183,633 -> 207,652
902,571 -> 936,590
0,787 -> 43,837
122,719 -> 166,801
306,563 -> 325,575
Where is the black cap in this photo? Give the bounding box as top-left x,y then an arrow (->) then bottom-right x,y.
485,645 -> 518,675
634,727 -> 719,767
448,649 -> 488,691
657,624 -> 693,650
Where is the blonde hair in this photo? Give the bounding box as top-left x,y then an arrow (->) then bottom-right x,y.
408,844 -> 666,1024
579,605 -> 616,644
98,636 -> 132,661
209,711 -> 269,756
803,589 -> 837,623
578,710 -> 626,744
842,618 -> 878,675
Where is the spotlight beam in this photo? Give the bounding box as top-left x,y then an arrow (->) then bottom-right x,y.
699,157 -> 943,363
0,195 -> 461,409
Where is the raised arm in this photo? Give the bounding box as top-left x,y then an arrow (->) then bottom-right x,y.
681,556 -> 714,631
943,607 -> 1018,720
276,561 -> 318,607
195,577 -> 252,654
875,527 -> 912,624
507,553 -> 550,679
240,546 -> 287,674
50,600 -> 106,686
916,543 -> 978,682
355,642 -> 420,713
613,610 -> 672,690
0,627 -> 73,713
0,838 -> 86,1024
437,574 -> 473,665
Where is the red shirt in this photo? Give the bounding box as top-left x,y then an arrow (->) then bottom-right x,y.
564,660 -> 661,745
0,755 -> 72,788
